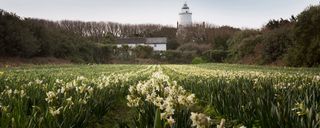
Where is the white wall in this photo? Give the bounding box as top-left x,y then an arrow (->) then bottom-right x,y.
179,13 -> 192,26
117,37 -> 167,51
148,44 -> 166,51
117,43 -> 166,51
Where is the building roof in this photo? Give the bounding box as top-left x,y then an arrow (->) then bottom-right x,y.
116,37 -> 167,44
116,38 -> 145,44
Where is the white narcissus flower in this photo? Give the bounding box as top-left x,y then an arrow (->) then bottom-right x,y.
167,116 -> 175,127
87,86 -> 94,94
164,96 -> 175,107
49,106 -> 63,116
1,105 -> 9,113
76,76 -> 86,81
57,87 -> 65,94
79,98 -> 87,105
45,91 -> 57,103
186,94 -> 196,105
66,97 -> 74,105
55,79 -> 63,84
20,90 -> 26,98
190,112 -> 198,127
153,97 -> 163,107
165,106 -> 175,116
160,113 -> 167,119
217,119 -> 226,128
76,86 -> 86,94
35,79 -> 43,84
313,75 -> 320,82
14,89 -> 19,94
128,86 -> 135,93
190,112 -> 212,128
7,89 -> 13,96
126,95 -> 140,107
127,69 -> 199,125
178,95 -> 186,105
126,95 -> 133,102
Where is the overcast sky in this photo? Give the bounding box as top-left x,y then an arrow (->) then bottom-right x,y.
1,0 -> 319,28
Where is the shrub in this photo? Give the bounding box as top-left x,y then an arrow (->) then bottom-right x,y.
164,50 -> 196,63
226,30 -> 261,62
203,50 -> 228,63
132,45 -> 153,58
261,27 -> 294,64
192,57 -> 206,64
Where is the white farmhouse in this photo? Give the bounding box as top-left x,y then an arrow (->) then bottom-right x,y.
116,37 -> 167,51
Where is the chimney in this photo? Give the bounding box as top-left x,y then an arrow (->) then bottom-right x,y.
177,21 -> 179,29
203,22 -> 206,28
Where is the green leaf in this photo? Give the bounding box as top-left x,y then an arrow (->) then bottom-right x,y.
154,109 -> 163,128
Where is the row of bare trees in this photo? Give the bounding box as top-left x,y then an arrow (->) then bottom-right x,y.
59,21 -> 163,38
27,18 -> 169,42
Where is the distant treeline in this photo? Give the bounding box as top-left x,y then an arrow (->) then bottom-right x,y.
0,5 -> 319,66
230,5 -> 319,67
0,10 -> 177,63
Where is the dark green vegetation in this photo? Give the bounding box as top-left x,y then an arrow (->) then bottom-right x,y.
226,5 -> 320,67
0,5 -> 319,66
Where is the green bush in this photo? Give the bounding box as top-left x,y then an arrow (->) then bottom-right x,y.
203,50 -> 228,63
261,27 -> 293,64
132,45 -> 153,58
192,57 -> 206,64
164,50 -> 196,63
226,30 -> 261,62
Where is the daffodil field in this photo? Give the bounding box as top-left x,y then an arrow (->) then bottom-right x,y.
0,64 -> 320,128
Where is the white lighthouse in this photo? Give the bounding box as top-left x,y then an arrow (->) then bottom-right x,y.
178,2 -> 192,27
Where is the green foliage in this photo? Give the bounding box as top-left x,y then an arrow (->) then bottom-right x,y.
164,50 -> 183,63
0,9 -> 114,63
286,5 -> 320,67
261,27 -> 294,64
192,57 -> 206,64
226,30 -> 262,62
164,50 -> 196,63
132,45 -> 153,58
153,109 -> 163,128
203,50 -> 228,63
264,18 -> 294,30
167,39 -> 180,50
115,45 -> 132,61
0,11 -> 40,57
101,32 -> 116,44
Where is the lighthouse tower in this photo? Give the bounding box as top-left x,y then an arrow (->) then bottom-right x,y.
178,2 -> 192,27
